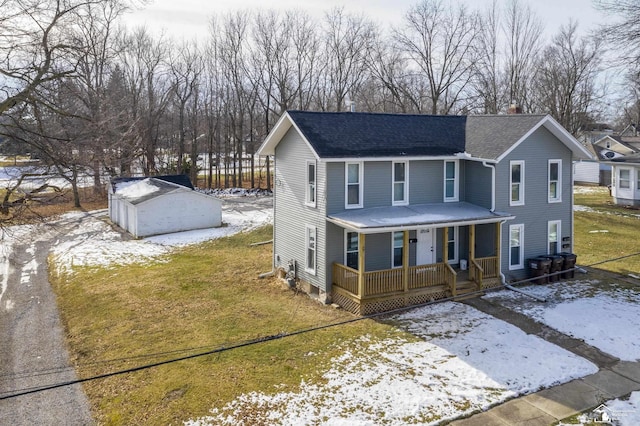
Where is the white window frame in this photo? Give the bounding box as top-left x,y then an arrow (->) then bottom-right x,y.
305,160 -> 316,207
510,160 -> 525,206
447,227 -> 459,263
392,161 -> 409,206
547,220 -> 561,255
345,162 -> 363,209
444,160 -> 459,202
548,159 -> 562,203
509,224 -> 524,270
619,168 -> 631,189
305,225 -> 317,275
344,230 -> 359,270
392,231 -> 404,268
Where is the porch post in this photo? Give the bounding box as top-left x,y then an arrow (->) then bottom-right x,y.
358,233 -> 365,297
442,227 -> 448,264
403,231 -> 409,293
469,224 -> 476,261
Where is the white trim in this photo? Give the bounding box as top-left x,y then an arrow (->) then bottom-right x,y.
328,215 -> 515,235
496,115 -> 593,162
392,161 -> 409,206
305,160 -> 317,207
305,225 -> 317,275
257,112 -> 322,160
510,160 -> 525,206
547,220 -> 561,255
444,160 -> 459,202
548,159 -> 562,203
392,231 -> 404,268
345,161 -> 363,209
509,224 -> 524,270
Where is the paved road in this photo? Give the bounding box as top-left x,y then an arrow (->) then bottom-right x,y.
0,215 -> 93,425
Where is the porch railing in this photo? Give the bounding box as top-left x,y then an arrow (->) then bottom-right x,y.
333,262 -> 457,299
469,259 -> 483,289
475,256 -> 499,278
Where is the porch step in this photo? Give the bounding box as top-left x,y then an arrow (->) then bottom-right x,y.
454,281 -> 483,301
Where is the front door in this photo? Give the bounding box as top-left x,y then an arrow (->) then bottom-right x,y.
416,228 -> 435,265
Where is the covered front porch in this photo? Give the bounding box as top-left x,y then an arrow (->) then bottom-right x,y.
327,203 -> 513,315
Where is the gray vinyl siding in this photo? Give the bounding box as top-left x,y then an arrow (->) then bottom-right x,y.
273,128 -> 328,291
409,160 -> 443,203
326,162 -> 345,215
364,162 -> 392,208
496,126 -> 574,281
464,161 -> 493,209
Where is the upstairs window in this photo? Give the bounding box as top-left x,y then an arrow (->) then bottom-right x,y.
392,232 -> 404,268
510,161 -> 525,206
306,160 -> 316,207
548,160 -> 562,203
345,162 -> 363,208
345,231 -> 359,270
444,160 -> 459,202
392,161 -> 408,206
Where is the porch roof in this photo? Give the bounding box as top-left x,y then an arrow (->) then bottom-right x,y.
326,202 -> 514,233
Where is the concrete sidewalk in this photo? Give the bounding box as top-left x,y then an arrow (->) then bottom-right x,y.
449,297 -> 640,426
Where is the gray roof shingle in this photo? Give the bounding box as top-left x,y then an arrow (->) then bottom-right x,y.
465,114 -> 547,160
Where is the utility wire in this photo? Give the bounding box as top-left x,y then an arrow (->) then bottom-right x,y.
2,251 -> 640,400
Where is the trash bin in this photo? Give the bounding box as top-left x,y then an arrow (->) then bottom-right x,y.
528,257 -> 551,284
559,252 -> 577,279
544,255 -> 564,282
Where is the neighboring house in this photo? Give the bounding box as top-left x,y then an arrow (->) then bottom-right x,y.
604,153 -> 640,207
573,142 -> 601,185
258,111 -> 592,315
108,174 -> 222,237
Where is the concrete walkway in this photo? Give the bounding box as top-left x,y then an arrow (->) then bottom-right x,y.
449,296 -> 640,426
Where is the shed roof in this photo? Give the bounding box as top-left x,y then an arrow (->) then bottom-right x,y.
113,178 -> 188,205
110,174 -> 194,193
327,202 -> 514,233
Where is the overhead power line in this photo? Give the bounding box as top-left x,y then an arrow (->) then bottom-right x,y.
2,251 -> 639,400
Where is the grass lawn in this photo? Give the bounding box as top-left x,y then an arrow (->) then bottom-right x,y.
573,186 -> 640,276
48,186 -> 640,425
51,225 -> 403,425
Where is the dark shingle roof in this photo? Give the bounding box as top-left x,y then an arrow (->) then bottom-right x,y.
465,115 -> 547,160
287,111 -> 467,157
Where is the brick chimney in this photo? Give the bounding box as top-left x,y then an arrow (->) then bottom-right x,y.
507,102 -> 523,114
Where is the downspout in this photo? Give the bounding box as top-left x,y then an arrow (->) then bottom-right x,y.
481,161 -> 496,212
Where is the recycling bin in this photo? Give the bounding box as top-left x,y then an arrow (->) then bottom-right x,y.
529,257 -> 551,284
559,252 -> 577,279
544,255 -> 564,282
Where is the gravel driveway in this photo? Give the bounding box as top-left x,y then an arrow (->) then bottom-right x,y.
0,215 -> 93,425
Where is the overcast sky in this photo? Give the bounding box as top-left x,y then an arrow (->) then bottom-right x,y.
124,0 -> 604,41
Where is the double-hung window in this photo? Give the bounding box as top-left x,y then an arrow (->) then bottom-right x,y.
548,220 -> 561,255
510,161 -> 525,206
305,225 -> 316,274
345,231 -> 359,270
509,224 -> 524,270
548,160 -> 562,203
444,160 -> 459,202
392,161 -> 408,205
345,162 -> 363,209
619,168 -> 631,189
392,232 -> 404,268
306,160 -> 316,207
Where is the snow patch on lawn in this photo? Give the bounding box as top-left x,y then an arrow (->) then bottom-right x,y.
484,280 -> 640,361
186,303 -> 597,426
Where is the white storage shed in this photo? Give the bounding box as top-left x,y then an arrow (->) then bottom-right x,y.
108,175 -> 222,238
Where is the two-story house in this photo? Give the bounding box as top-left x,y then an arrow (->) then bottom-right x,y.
258,111 -> 592,315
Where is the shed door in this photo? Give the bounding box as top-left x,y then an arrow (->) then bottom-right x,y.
416,228 -> 435,265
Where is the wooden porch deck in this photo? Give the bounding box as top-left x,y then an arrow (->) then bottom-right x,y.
331,257 -> 501,315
